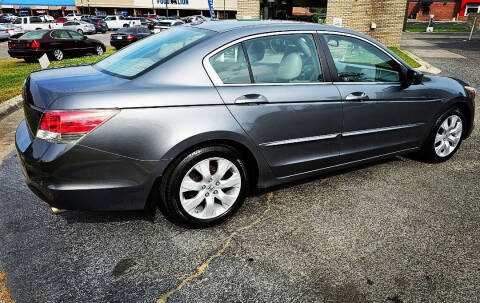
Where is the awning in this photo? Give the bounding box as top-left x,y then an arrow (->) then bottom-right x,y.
0,0 -> 75,5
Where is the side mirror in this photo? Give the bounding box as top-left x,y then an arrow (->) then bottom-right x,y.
401,67 -> 423,88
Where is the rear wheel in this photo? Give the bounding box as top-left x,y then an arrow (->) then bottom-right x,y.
77,29 -> 83,34
95,45 -> 104,56
51,48 -> 64,61
159,146 -> 249,228
419,107 -> 465,163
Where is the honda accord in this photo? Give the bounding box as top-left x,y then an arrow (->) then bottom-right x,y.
15,21 -> 476,227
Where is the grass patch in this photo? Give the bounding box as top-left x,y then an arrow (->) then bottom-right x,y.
388,47 -> 421,68
405,25 -> 468,33
0,47 -> 116,103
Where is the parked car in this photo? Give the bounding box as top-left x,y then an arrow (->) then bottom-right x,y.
38,15 -> 55,23
0,24 -> 23,38
0,27 -> 9,41
126,17 -> 156,30
65,12 -> 82,21
12,16 -> 62,32
8,29 -> 105,62
81,17 -> 108,33
110,26 -> 151,49
15,22 -> 476,227
55,17 -> 68,24
104,15 -> 130,30
183,15 -> 209,23
62,20 -> 96,34
153,19 -> 184,33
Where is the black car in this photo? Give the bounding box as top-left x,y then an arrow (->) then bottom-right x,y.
8,29 -> 106,62
110,26 -> 151,49
81,17 -> 109,33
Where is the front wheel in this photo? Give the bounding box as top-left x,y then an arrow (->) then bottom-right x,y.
159,146 -> 249,228
419,107 -> 465,163
77,29 -> 83,34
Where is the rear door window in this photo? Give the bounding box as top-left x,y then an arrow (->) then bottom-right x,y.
209,44 -> 251,84
51,30 -> 70,39
243,34 -> 323,83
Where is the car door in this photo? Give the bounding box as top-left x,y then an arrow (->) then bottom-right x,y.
68,30 -> 90,54
321,33 -> 441,163
50,30 -> 75,52
206,32 -> 343,178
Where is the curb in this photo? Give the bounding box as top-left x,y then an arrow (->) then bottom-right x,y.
401,49 -> 442,74
0,95 -> 22,122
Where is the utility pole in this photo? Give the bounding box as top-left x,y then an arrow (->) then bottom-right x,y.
223,0 -> 226,19
166,1 -> 169,17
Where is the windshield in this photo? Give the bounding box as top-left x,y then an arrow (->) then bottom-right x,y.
95,27 -> 212,78
19,30 -> 48,40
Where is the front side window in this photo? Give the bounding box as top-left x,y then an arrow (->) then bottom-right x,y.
14,18 -> 22,24
104,16 -> 113,21
324,34 -> 400,83
96,27 -> 212,78
210,44 -> 250,84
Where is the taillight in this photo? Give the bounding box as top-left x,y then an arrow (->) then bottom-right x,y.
7,41 -> 13,49
96,22 -> 100,26
31,40 -> 40,48
36,110 -> 119,143
127,34 -> 134,40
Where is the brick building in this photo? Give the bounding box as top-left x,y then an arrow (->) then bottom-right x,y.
407,0 -> 461,21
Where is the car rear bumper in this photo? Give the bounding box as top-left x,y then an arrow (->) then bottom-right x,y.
15,120 -> 160,211
8,49 -> 46,59
110,40 -> 132,48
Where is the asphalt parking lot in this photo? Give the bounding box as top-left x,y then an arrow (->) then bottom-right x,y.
0,32 -> 112,60
0,33 -> 479,303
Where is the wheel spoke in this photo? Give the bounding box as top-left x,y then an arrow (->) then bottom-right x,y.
182,194 -> 205,212
180,175 -> 203,192
216,190 -> 237,208
451,124 -> 462,136
203,195 -> 216,218
435,141 -> 445,154
195,160 -> 211,181
213,159 -> 232,179
219,172 -> 241,189
435,134 -> 443,145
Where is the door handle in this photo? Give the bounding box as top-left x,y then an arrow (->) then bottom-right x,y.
234,94 -> 269,104
345,92 -> 369,101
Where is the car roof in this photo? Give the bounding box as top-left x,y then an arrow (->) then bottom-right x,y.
194,20 -> 359,35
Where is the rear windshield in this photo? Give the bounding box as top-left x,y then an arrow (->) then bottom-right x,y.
116,27 -> 136,34
95,27 -> 212,78
19,30 -> 48,40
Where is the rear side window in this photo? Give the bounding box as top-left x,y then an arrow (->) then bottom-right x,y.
244,34 -> 323,83
30,17 -> 43,23
210,44 -> 250,84
96,27 -> 212,78
51,30 -> 70,39
19,30 -> 48,40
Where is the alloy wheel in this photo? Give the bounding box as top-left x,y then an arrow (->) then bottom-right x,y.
96,46 -> 104,56
53,49 -> 63,61
179,157 -> 242,219
434,114 -> 463,157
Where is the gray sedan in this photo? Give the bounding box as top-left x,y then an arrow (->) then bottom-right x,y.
15,21 -> 476,227
62,20 -> 96,34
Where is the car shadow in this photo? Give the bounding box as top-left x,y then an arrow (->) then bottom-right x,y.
57,156 -> 407,225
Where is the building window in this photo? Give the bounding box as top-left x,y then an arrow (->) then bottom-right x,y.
465,4 -> 480,16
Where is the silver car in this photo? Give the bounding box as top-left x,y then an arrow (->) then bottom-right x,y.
62,20 -> 96,34
15,21 -> 476,228
0,26 -> 9,40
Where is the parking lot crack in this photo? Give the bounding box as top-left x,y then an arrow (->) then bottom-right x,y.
156,192 -> 274,303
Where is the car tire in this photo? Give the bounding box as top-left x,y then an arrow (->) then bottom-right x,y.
419,107 -> 465,163
159,145 -> 249,228
123,24 -> 129,28
95,45 -> 104,56
77,29 -> 83,34
51,48 -> 64,61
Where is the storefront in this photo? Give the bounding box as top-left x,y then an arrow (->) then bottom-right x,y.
0,0 -> 77,16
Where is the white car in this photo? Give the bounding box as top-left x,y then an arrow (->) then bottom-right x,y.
0,24 -> 23,38
153,19 -> 184,33
65,12 -> 82,21
12,16 -> 62,32
38,15 -> 55,23
63,21 -> 96,34
104,15 -> 131,30
0,27 -> 9,40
